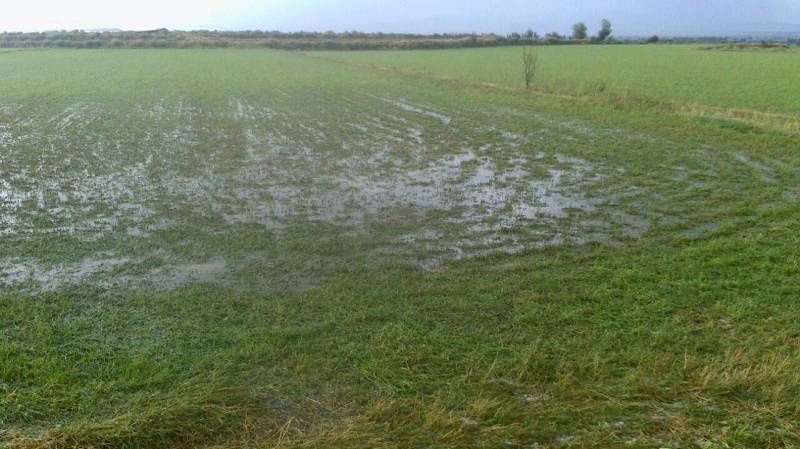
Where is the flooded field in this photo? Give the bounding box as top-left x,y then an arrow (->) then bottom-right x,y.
0,52 -> 795,293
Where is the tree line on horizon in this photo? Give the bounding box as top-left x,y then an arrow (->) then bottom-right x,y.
0,21 -> 669,50
509,19 -> 614,44
1,22 -> 786,50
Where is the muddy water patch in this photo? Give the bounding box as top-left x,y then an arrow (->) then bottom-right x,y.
0,253 -> 235,293
206,129 -> 621,254
0,169 -> 162,237
0,255 -> 132,291
141,257 -> 230,290
198,143 -> 608,242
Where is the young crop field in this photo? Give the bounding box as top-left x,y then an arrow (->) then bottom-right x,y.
1,48 -> 799,448
317,45 -> 800,115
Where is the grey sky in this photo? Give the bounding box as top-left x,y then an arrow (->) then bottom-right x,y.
238,0 -> 800,36
3,0 -> 800,36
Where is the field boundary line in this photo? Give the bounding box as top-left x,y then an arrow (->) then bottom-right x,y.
0,48 -> 49,56
301,52 -> 800,136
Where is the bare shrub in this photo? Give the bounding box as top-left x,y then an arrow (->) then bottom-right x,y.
522,47 -> 538,90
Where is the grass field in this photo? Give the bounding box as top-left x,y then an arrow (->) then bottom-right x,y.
317,45 -> 800,115
1,48 -> 799,448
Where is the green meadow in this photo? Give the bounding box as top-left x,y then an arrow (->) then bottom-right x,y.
319,45 -> 800,114
1,48 -> 799,448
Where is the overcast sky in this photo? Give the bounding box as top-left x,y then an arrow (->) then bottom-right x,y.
2,0 -> 799,36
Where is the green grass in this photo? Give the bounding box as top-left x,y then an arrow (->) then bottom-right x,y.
1,49 -> 800,448
315,45 -> 800,115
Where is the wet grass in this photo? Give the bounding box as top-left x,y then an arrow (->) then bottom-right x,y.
1,49 -> 800,448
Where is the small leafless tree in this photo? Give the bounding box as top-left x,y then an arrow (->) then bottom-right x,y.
523,46 -> 538,89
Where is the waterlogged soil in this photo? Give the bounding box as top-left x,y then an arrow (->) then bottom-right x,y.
0,91 -> 793,293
